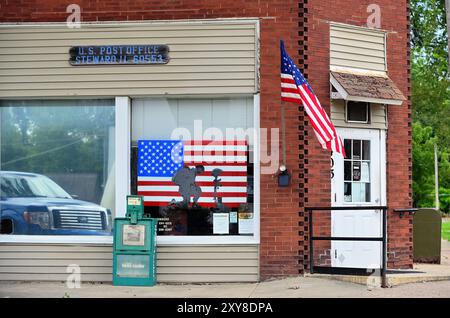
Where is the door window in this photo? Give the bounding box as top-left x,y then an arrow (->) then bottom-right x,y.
343,139 -> 371,203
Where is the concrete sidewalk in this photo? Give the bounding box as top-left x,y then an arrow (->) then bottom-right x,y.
1,276 -> 450,298
308,239 -> 450,287
2,240 -> 450,298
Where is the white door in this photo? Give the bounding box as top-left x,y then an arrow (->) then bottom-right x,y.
331,128 -> 386,269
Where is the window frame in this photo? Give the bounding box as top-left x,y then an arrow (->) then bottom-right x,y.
345,101 -> 370,124
0,95 -> 261,245
0,97 -> 117,244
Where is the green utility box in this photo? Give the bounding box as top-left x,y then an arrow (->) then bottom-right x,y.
413,208 -> 441,264
113,196 -> 157,286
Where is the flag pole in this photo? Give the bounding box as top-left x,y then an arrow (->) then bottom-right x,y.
281,104 -> 287,168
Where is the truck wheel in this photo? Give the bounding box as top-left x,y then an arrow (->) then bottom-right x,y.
0,219 -> 13,234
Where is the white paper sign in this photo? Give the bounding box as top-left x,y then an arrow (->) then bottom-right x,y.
229,212 -> 238,223
213,213 -> 229,234
238,213 -> 254,234
361,162 -> 370,182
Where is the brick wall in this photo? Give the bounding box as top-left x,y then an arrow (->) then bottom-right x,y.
0,0 -> 412,278
0,0 -> 304,279
302,0 -> 413,269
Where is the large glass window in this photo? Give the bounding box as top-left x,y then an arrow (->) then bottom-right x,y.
131,97 -> 255,236
0,100 -> 115,236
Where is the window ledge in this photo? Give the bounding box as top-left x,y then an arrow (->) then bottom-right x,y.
0,235 -> 259,245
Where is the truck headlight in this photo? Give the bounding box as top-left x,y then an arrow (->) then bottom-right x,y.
23,211 -> 51,229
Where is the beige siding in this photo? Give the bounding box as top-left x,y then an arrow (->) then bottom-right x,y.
331,100 -> 387,130
0,20 -> 258,98
0,243 -> 259,283
330,23 -> 386,72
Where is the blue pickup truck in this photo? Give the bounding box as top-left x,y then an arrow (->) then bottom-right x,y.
0,171 -> 112,235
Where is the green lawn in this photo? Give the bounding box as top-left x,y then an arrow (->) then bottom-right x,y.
443,220 -> 450,241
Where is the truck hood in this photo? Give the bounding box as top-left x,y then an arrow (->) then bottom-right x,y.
2,197 -> 105,210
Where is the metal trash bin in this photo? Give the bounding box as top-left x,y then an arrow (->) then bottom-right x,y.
413,208 -> 442,264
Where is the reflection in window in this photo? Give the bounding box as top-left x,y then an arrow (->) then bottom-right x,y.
131,98 -> 255,236
0,100 -> 115,236
343,138 -> 371,203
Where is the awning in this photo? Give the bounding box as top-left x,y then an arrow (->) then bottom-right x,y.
330,71 -> 406,105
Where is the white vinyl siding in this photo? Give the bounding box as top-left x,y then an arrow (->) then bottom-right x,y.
0,20 -> 258,98
331,100 -> 387,130
0,244 -> 259,282
330,23 -> 387,72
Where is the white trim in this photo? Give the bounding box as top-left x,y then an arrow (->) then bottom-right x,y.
0,235 -> 113,244
345,100 -> 370,123
329,21 -> 389,35
115,96 -> 131,218
253,93 -> 261,244
384,32 -> 388,72
344,95 -> 403,106
155,94 -> 261,245
0,18 -> 260,28
332,128 -> 386,207
0,98 -> 123,244
380,129 -> 387,206
330,66 -> 387,77
254,20 -> 260,93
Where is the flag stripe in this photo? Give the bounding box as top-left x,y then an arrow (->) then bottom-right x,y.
144,202 -> 242,208
138,186 -> 247,192
138,176 -> 247,182
184,150 -> 247,156
138,191 -> 247,197
138,139 -> 248,208
184,145 -> 248,151
142,196 -> 247,203
183,140 -> 247,145
184,155 -> 247,162
280,40 -> 346,158
138,181 -> 248,187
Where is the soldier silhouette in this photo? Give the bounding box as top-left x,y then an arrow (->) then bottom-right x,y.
172,165 -> 205,208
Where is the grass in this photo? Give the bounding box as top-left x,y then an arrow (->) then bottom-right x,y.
443,220 -> 450,241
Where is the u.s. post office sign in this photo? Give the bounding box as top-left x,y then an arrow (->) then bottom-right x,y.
69,45 -> 170,65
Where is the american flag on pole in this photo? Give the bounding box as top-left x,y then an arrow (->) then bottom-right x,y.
280,40 -> 346,157
137,140 -> 248,208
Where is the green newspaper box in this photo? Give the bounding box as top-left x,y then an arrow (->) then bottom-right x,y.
113,196 -> 157,286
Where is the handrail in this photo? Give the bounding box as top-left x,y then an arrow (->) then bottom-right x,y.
306,206 -> 388,288
393,208 -> 418,218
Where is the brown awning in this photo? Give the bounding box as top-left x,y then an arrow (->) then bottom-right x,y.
330,71 -> 406,105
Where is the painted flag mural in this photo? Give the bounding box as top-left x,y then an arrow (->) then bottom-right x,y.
137,140 -> 248,208
280,40 -> 346,157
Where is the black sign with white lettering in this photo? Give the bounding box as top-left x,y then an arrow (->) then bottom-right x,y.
69,45 -> 169,66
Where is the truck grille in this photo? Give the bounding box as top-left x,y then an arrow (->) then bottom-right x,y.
53,210 -> 106,230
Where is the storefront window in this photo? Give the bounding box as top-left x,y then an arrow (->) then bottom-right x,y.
0,100 -> 115,236
131,97 -> 255,236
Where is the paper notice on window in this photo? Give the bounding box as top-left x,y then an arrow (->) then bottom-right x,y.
122,224 -> 146,246
213,213 -> 229,234
361,162 -> 370,183
229,211 -> 238,223
238,213 -> 254,234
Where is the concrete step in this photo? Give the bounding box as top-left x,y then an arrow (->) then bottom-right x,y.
306,264 -> 450,287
